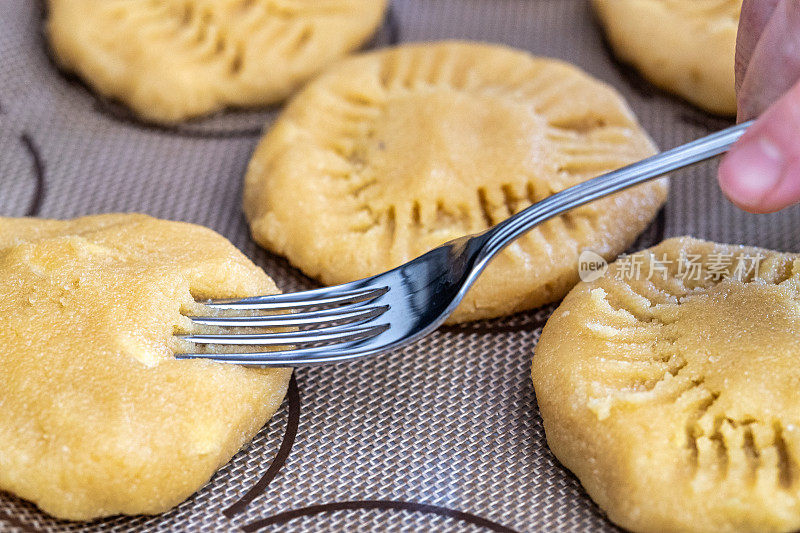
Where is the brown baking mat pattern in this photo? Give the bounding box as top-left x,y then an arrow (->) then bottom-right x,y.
1,1 -> 798,532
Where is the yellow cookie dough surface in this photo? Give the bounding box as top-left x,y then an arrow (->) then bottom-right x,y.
46,0 -> 388,123
0,214 -> 291,521
593,0 -> 741,115
244,41 -> 668,323
533,237 -> 800,533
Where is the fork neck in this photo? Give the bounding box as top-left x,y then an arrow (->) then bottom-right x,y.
475,120 -> 752,266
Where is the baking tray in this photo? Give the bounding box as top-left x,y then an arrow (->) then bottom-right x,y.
1,1 -> 797,532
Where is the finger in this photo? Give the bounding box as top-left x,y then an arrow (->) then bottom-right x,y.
737,0 -> 800,121
719,80 -> 800,213
735,0 -> 780,93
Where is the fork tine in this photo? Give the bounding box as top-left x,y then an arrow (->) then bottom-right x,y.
205,286 -> 388,311
188,304 -> 389,328
178,324 -> 389,346
175,341 -> 380,366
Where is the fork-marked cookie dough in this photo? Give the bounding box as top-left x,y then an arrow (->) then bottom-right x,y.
244,41 -> 668,323
46,0 -> 388,123
0,214 -> 291,520
533,237 -> 800,533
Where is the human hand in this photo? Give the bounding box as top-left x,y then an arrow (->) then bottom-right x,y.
717,0 -> 800,213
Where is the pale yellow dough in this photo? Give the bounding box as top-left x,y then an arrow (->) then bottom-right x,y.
533,237 -> 800,533
244,41 -> 668,323
46,0 -> 388,123
593,0 -> 742,115
0,214 -> 291,521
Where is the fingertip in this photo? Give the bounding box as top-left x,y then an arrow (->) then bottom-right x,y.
717,137 -> 783,213
757,156 -> 800,213
720,81 -> 800,213
718,163 -> 771,214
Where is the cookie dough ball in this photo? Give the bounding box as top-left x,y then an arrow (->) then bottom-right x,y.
0,214 -> 291,520
46,0 -> 388,123
244,41 -> 668,324
593,0 -> 741,115
533,237 -> 800,533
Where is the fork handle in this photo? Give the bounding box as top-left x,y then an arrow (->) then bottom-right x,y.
478,120 -> 753,262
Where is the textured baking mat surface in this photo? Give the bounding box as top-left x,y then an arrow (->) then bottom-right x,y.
1,1 -> 798,532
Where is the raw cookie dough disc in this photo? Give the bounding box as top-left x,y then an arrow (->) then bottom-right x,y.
532,237 -> 800,533
593,0 -> 742,116
0,214 -> 291,520
46,0 -> 388,123
244,41 -> 668,324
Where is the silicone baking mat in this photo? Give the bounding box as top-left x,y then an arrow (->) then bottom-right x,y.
1,1 -> 797,532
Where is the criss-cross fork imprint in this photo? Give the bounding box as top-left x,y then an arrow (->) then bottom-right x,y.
176,121 -> 751,366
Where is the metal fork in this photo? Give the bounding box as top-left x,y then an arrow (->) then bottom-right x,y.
177,121 -> 752,366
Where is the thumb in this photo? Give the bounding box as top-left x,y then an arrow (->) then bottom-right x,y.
719,79 -> 800,213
